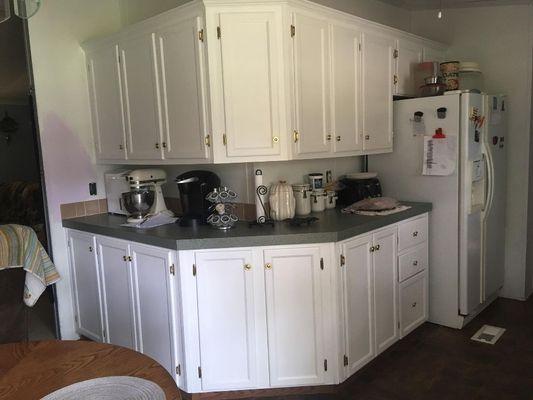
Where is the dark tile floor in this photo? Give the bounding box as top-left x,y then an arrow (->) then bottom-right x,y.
246,296 -> 533,400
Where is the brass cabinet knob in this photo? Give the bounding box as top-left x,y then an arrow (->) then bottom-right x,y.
119,144 -> 124,150
365,134 -> 370,140
370,246 -> 375,253
128,256 -> 133,262
162,142 -> 167,149
375,244 -> 381,251
89,246 -> 93,252
244,264 -> 252,271
272,136 -> 279,143
411,302 -> 417,308
413,231 -> 419,237
123,255 -> 127,262
265,263 -> 272,270
326,134 -> 332,141
336,136 -> 341,142
413,260 -> 418,266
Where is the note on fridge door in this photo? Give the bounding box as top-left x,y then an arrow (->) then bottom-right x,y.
422,136 -> 457,176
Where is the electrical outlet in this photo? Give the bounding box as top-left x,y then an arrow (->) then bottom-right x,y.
89,182 -> 97,196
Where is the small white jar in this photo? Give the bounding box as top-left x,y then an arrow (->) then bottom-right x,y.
292,184 -> 312,216
310,189 -> 326,212
308,173 -> 324,190
325,190 -> 338,209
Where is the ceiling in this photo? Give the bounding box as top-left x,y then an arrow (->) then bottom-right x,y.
378,0 -> 532,10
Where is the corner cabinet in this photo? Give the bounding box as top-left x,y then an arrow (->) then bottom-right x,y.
67,212 -> 429,395
83,0 -> 446,165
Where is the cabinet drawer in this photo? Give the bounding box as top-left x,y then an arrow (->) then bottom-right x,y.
398,216 -> 427,251
398,243 -> 427,282
399,271 -> 428,337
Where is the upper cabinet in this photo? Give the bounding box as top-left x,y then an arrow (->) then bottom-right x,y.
83,0 -> 446,165
207,7 -> 287,162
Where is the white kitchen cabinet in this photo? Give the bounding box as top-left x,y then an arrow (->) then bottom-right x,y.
155,16 -> 210,162
130,243 -> 178,377
399,271 -> 428,337
395,39 -> 423,97
291,12 -> 331,158
209,8 -> 286,162
338,234 -> 374,380
193,249 -> 268,391
373,226 -> 399,355
119,32 -> 164,160
263,245 -> 328,387
330,23 -> 363,154
97,236 -> 136,350
361,31 -> 395,152
68,231 -> 104,342
86,45 -> 127,160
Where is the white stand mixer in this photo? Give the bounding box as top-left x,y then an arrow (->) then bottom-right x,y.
125,169 -> 174,223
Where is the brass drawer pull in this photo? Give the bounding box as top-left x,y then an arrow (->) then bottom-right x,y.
244,264 -> 252,271
412,231 -> 419,237
411,302 -> 417,308
265,263 -> 272,270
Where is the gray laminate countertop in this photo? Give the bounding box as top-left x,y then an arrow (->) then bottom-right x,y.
62,202 -> 431,250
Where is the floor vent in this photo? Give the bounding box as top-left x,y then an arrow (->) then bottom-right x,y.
471,325 -> 506,345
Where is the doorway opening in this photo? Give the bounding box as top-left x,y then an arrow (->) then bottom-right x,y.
0,3 -> 58,342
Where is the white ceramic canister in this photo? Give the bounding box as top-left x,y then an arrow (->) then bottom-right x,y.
269,181 -> 296,221
310,189 -> 326,212
326,190 -> 338,209
308,173 -> 324,190
292,183 -> 312,216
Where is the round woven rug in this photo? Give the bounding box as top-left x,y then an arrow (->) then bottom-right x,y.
40,376 -> 166,400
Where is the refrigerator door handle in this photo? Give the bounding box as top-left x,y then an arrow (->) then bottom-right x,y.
482,146 -> 495,218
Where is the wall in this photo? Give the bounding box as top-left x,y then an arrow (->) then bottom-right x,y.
411,5 -> 533,300
0,104 -> 39,183
118,0 -> 411,31
27,0 -> 122,339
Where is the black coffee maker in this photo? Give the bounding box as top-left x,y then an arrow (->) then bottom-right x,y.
175,170 -> 220,227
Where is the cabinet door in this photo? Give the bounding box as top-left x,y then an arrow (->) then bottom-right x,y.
399,271 -> 428,338
361,31 -> 394,152
372,227 -> 399,355
292,12 -> 331,157
263,246 -> 326,387
194,249 -> 266,391
340,234 -> 374,380
396,40 -> 423,97
130,244 -> 177,376
68,231 -> 103,341
156,17 -> 210,161
97,237 -> 136,350
330,24 -> 362,154
120,32 -> 163,160
86,45 -> 127,160
215,10 -> 284,159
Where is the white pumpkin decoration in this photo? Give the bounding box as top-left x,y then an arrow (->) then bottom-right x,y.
269,181 -> 296,221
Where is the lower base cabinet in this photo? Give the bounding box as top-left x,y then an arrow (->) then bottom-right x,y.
67,213 -> 429,395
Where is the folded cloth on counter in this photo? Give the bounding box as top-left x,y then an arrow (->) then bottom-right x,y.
0,224 -> 60,306
342,197 -> 411,216
121,213 -> 178,229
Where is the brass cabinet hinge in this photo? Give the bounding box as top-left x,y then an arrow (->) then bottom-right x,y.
393,49 -> 399,58
324,359 -> 328,371
198,29 -> 204,42
393,74 -> 398,85
340,254 -> 345,266
198,366 -> 202,379
193,264 -> 197,276
358,43 -> 362,51
176,364 -> 181,376
170,264 -> 175,276
222,133 -> 227,146
74,315 -> 78,323
103,328 -> 106,339
320,257 -> 324,270
293,130 -> 299,143
217,26 -> 221,39
343,354 -> 349,366
204,134 -> 211,147
290,24 -> 295,37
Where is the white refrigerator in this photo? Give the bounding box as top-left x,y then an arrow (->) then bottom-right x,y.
369,92 -> 507,329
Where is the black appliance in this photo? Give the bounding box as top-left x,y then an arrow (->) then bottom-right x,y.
338,177 -> 382,206
175,170 -> 220,227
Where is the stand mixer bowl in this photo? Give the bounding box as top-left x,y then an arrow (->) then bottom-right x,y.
122,190 -> 155,220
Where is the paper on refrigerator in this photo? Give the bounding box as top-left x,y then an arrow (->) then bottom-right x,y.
422,136 -> 457,176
